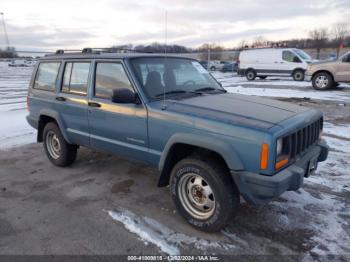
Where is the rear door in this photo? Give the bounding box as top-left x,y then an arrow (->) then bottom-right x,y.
55,61 -> 91,146
87,60 -> 149,162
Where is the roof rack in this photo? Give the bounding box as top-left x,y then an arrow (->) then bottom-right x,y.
50,47 -> 153,56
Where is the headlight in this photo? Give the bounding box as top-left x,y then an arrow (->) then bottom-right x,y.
276,138 -> 283,156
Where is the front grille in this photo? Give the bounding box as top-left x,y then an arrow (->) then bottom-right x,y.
286,117 -> 323,160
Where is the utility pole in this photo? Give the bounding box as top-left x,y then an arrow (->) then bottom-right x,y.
0,12 -> 10,50
207,45 -> 211,71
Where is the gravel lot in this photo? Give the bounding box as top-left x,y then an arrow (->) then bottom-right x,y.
0,64 -> 349,258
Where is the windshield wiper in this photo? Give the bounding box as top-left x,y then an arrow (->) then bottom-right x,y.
155,90 -> 189,97
194,87 -> 227,93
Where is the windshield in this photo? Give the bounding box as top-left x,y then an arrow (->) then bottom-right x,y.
294,49 -> 312,60
130,58 -> 224,100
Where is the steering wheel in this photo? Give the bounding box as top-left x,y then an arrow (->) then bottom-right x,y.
182,80 -> 195,86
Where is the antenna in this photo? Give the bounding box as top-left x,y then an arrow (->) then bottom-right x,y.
0,12 -> 10,50
162,10 -> 168,110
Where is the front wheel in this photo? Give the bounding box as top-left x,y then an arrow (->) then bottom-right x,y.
292,70 -> 305,81
43,122 -> 77,166
312,72 -> 333,90
170,157 -> 240,232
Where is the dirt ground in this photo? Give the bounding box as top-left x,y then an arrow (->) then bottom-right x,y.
0,66 -> 350,259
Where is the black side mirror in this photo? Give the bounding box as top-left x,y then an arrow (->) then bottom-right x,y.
111,88 -> 139,104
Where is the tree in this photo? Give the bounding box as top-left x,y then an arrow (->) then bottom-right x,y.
0,47 -> 17,58
252,36 -> 267,48
332,22 -> 349,58
309,28 -> 328,59
196,43 -> 225,61
237,39 -> 248,50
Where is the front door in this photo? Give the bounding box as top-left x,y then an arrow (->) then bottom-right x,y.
87,61 -> 149,162
336,53 -> 350,82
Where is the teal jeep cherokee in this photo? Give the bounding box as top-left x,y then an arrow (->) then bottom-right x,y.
26,48 -> 329,232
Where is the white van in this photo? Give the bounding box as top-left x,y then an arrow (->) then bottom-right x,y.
238,48 -> 313,81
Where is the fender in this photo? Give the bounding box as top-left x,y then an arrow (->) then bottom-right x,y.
159,133 -> 244,172
39,108 -> 72,144
292,67 -> 305,74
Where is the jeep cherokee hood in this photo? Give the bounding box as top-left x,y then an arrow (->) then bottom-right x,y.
163,93 -> 309,129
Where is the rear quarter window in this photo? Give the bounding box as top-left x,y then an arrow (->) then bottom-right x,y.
33,62 -> 61,91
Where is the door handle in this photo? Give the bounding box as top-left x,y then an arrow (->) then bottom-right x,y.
88,102 -> 101,108
56,96 -> 66,101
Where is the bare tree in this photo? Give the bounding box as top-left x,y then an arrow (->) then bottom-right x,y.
309,28 -> 328,59
237,39 -> 248,50
252,36 -> 267,48
332,22 -> 349,58
196,43 -> 225,60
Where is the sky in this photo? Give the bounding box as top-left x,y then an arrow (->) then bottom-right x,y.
0,0 -> 349,51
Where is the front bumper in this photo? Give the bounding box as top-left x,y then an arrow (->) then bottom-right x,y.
305,73 -> 312,82
231,140 -> 329,205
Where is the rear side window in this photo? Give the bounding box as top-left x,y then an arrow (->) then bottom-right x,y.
94,62 -> 133,99
33,62 -> 61,91
282,51 -> 301,63
62,62 -> 90,95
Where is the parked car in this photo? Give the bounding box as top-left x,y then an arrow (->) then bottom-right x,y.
26,49 -> 328,232
199,61 -> 208,69
221,62 -> 238,72
238,48 -> 314,81
305,51 -> 350,90
8,59 -> 36,67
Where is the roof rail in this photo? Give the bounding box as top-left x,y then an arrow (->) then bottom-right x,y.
51,47 -> 152,56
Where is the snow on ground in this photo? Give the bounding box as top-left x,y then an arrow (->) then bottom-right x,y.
107,209 -> 236,255
106,72 -> 349,255
0,62 -> 349,255
0,62 -> 36,149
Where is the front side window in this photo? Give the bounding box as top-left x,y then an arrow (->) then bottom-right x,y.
33,62 -> 61,91
130,58 -> 223,100
62,62 -> 90,95
282,51 -> 301,63
294,49 -> 312,60
342,53 -> 350,63
94,62 -> 133,99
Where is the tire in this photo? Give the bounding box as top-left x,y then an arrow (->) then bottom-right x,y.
333,82 -> 339,88
43,122 -> 77,166
259,76 -> 267,80
245,69 -> 256,81
292,70 -> 305,81
170,156 -> 240,232
210,66 -> 216,71
312,72 -> 333,90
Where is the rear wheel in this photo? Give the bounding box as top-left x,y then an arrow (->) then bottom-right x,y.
245,69 -> 256,81
210,66 -> 216,71
292,70 -> 305,81
170,156 -> 240,232
43,122 -> 77,166
312,72 -> 333,90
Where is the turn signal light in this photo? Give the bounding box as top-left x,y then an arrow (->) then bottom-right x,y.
275,158 -> 289,170
260,143 -> 269,170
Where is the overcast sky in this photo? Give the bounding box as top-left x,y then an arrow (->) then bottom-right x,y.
0,0 -> 349,51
